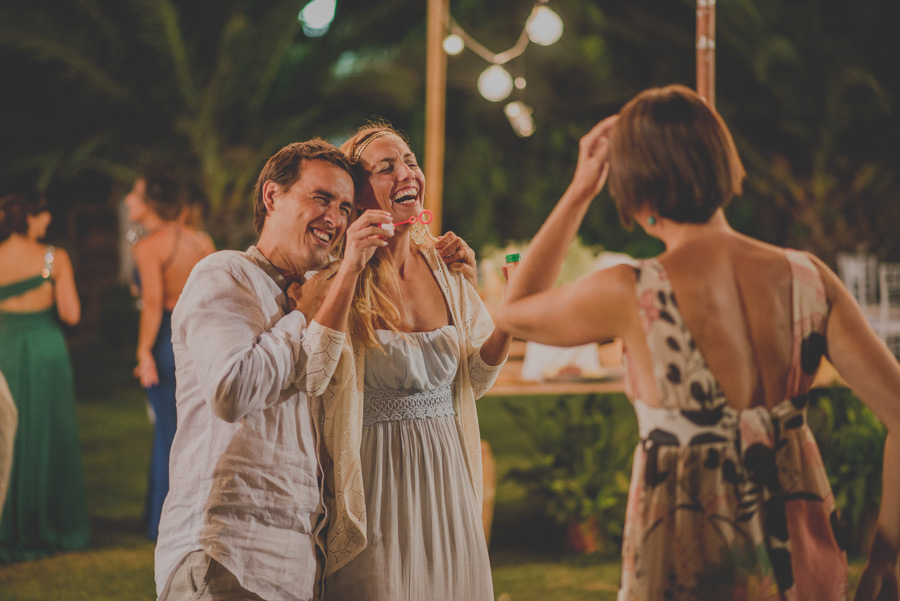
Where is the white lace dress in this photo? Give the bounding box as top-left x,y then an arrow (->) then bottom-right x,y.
325,325 -> 494,601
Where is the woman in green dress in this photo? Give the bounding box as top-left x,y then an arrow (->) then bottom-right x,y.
0,192 -> 89,563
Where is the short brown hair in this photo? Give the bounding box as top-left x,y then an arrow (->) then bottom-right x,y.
609,84 -> 745,227
253,139 -> 353,234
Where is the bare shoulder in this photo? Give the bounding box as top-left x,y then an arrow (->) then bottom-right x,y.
194,230 -> 216,254
802,251 -> 846,300
597,261 -> 639,287
579,262 -> 640,303
52,246 -> 72,269
133,229 -> 168,261
0,239 -> 46,280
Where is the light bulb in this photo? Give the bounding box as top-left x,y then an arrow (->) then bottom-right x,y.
477,65 -> 514,102
505,101 -> 535,137
514,77 -> 527,90
299,0 -> 336,37
526,6 -> 563,46
443,34 -> 464,55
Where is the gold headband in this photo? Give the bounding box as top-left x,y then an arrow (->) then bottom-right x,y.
351,130 -> 394,163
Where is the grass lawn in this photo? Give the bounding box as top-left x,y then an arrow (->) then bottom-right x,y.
0,347 -> 868,600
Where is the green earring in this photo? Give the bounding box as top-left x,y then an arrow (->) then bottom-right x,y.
647,216 -> 657,226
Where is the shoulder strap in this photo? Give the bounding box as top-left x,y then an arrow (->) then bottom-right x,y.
42,245 -> 56,278
783,249 -> 829,398
0,246 -> 55,301
160,226 -> 181,274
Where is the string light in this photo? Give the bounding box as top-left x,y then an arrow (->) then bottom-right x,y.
442,33 -> 465,55
525,5 -> 564,46
298,0 -> 336,38
445,1 -> 563,132
504,101 -> 535,137
478,65 -> 514,102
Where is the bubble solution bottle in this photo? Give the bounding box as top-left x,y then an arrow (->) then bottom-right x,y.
504,252 -> 522,280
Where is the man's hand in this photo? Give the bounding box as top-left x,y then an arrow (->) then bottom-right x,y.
287,261 -> 340,322
435,231 -> 477,288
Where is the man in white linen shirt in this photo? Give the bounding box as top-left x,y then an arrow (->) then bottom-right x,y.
154,139 -> 392,601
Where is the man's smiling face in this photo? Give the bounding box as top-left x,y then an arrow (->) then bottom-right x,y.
266,158 -> 355,271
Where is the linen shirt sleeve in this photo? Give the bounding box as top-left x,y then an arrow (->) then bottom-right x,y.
173,258 -> 308,423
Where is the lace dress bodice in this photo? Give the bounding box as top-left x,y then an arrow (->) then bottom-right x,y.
362,325 -> 460,426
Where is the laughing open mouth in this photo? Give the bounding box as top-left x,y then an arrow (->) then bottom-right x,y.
391,188 -> 418,206
311,228 -> 333,244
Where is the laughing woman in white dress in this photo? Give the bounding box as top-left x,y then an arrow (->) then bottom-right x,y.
304,123 -> 511,601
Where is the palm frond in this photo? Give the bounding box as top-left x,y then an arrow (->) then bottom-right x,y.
0,17 -> 129,100
128,0 -> 197,107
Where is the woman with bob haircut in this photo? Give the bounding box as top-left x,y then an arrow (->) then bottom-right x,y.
499,84 -> 899,601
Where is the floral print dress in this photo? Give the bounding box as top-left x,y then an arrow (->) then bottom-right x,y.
618,250 -> 848,601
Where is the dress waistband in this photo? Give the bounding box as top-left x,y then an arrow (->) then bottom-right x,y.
634,398 -> 808,450
363,385 -> 455,426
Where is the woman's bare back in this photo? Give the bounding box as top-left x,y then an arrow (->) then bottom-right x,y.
0,238 -> 55,312
135,224 -> 214,310
657,232 -> 798,410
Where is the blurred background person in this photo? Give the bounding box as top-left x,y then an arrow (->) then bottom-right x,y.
0,370 -> 16,523
124,172 -> 215,541
499,85 -> 900,601
0,192 -> 89,563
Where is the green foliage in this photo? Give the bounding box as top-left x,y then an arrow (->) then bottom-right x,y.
3,0 -> 900,259
502,395 -> 637,549
807,386 -> 886,556
480,236 -> 608,288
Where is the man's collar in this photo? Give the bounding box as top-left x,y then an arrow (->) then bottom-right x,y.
245,245 -> 291,292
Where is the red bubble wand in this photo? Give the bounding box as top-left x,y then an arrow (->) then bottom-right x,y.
379,210 -> 433,234
393,210 -> 433,227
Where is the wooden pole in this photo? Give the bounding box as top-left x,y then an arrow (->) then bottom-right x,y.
425,0 -> 448,234
696,0 -> 716,107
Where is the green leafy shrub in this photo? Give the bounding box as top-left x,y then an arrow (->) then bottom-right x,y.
480,237 -> 607,288
807,386 -> 886,556
502,394 -> 637,554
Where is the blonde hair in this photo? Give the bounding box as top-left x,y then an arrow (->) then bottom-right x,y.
339,121 -> 436,349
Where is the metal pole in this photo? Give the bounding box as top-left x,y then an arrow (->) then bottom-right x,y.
425,0 -> 448,234
696,0 -> 716,107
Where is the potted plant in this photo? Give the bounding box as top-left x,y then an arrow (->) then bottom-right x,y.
502,393 -> 637,554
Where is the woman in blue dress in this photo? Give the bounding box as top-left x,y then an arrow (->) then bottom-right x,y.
125,173 -> 215,540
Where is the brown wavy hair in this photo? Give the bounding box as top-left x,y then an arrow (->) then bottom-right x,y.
141,169 -> 186,222
0,191 -> 48,241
